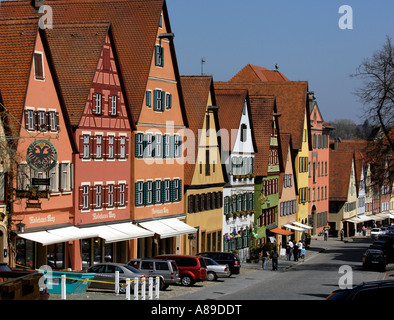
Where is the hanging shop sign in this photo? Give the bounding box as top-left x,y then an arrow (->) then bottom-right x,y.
26,140 -> 57,172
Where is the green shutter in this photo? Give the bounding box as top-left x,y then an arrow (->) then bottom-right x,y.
178,180 -> 182,201
170,180 -> 175,202
135,182 -> 139,206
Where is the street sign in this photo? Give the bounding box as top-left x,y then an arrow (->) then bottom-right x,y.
26,201 -> 41,209
32,178 -> 51,186
15,188 -> 48,199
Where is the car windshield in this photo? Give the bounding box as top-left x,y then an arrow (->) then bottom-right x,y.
124,265 -> 142,273
205,258 -> 218,266
371,229 -> 380,232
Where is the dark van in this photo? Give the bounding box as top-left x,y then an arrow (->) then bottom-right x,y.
153,254 -> 207,286
197,252 -> 241,275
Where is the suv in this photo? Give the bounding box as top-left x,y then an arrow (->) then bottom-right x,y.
362,249 -> 386,271
128,258 -> 180,290
197,252 -> 241,275
153,255 -> 207,286
327,280 -> 394,300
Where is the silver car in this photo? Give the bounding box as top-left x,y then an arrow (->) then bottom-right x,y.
128,258 -> 180,290
86,262 -> 146,293
203,257 -> 231,281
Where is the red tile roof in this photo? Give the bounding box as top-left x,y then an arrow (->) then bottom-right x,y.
230,64 -> 289,82
0,18 -> 38,138
43,22 -> 111,126
0,0 -> 188,127
329,149 -> 354,201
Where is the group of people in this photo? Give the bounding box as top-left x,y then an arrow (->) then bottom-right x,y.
261,239 -> 306,271
285,240 -> 306,262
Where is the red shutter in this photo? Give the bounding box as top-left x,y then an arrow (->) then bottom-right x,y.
125,184 -> 129,206
24,110 -> 29,129
114,137 -> 120,159
34,111 -> 39,131
55,112 -> 60,131
79,135 -> 84,158
114,185 -> 120,207
78,187 -> 83,210
102,186 -> 108,208
90,136 -> 96,159
90,186 -> 96,209
102,137 -> 108,159
125,137 -> 129,159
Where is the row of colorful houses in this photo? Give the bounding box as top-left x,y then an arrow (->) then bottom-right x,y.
0,0 -> 392,272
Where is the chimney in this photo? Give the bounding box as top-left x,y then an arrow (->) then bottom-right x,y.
32,0 -> 45,9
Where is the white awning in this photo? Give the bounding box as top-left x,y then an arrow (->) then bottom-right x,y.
369,214 -> 387,221
292,221 -> 313,230
283,224 -> 306,232
358,214 -> 374,221
139,218 -> 197,239
345,217 -> 363,223
18,226 -> 100,246
387,213 -> 394,219
18,222 -> 154,245
80,222 -> 154,243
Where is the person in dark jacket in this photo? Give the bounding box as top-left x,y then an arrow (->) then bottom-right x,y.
293,244 -> 299,261
271,248 -> 278,270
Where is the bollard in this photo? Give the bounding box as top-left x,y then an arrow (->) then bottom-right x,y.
61,275 -> 66,300
155,276 -> 160,300
148,277 -> 153,300
141,276 -> 146,300
125,278 -> 130,300
115,271 -> 120,295
134,277 -> 139,300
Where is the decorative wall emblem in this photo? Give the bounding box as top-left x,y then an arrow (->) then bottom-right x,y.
26,140 -> 57,172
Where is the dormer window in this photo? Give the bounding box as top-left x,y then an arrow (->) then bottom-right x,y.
155,45 -> 164,67
34,52 -> 44,80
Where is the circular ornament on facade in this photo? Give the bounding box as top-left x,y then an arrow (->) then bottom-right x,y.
26,140 -> 57,172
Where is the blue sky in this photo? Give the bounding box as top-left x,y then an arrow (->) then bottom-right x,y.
166,0 -> 394,124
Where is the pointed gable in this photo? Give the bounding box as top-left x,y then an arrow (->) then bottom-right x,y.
180,75 -> 215,185
43,22 -> 111,126
230,64 -> 289,83
214,86 -> 249,152
0,18 -> 38,138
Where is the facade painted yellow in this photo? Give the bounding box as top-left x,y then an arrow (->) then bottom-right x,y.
295,112 -> 310,240
184,88 -> 224,255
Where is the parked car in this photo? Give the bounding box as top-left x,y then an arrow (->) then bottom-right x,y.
362,249 -> 386,271
86,263 -> 146,293
197,252 -> 241,275
370,228 -> 382,239
153,254 -> 207,287
327,280 -> 394,300
203,257 -> 231,281
127,258 -> 180,290
0,262 -> 12,272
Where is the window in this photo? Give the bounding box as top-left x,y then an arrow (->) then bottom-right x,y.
154,90 -> 164,111
25,110 -> 35,130
83,135 -> 90,159
155,45 -> 164,67
163,179 -> 171,203
59,163 -> 70,191
205,150 -> 210,176
95,185 -> 102,209
96,135 -> 102,159
163,135 -> 171,158
155,180 -> 162,204
240,124 -> 247,142
154,134 -> 162,158
38,111 -> 46,131
165,93 -> 172,110
119,136 -> 126,159
119,184 -> 126,207
174,135 -> 182,158
34,52 -> 44,80
107,184 -> 114,208
146,90 -> 152,108
94,93 -> 102,115
108,136 -> 115,159
110,95 -> 117,116
144,181 -> 153,205
135,181 -> 144,207
49,111 -> 57,132
82,185 -> 89,210
173,179 -> 182,202
144,134 -> 153,158
135,133 -> 144,158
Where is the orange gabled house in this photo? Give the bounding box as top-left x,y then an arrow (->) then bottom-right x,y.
0,18 -> 77,269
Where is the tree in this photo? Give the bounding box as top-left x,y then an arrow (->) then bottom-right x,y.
351,36 -> 394,185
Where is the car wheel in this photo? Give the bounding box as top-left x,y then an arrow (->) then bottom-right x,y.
207,272 -> 217,281
181,275 -> 194,286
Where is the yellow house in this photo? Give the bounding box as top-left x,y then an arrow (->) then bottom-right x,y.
180,76 -> 224,255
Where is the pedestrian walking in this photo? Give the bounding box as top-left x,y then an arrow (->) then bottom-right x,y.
301,247 -> 306,262
362,225 -> 366,236
340,228 -> 344,241
271,248 -> 278,270
286,244 -> 291,261
298,241 -> 303,259
324,227 -> 328,241
261,248 -> 268,270
293,244 -> 299,261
